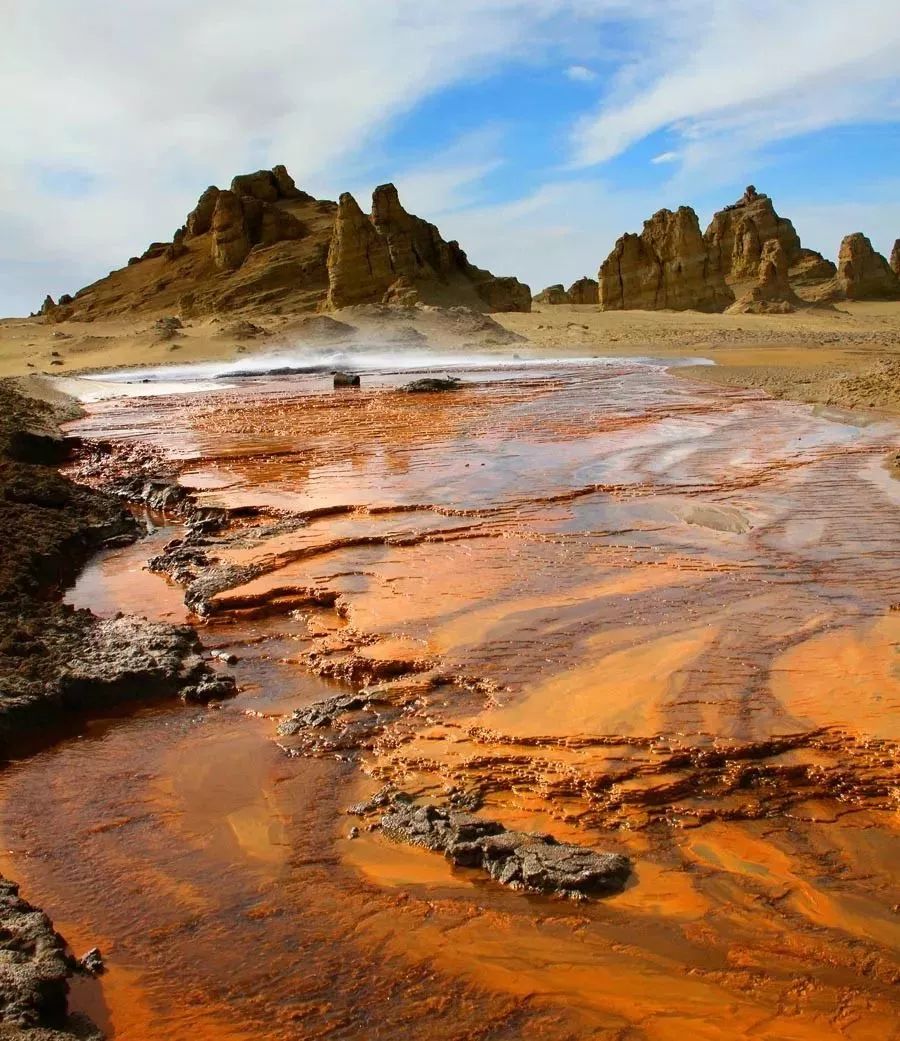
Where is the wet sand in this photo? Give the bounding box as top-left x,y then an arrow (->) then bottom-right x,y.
1,358 -> 898,1039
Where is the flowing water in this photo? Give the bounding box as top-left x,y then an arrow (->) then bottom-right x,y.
1,357 -> 898,1039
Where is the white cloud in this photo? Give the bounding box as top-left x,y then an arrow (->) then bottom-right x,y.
566,65 -> 598,83
571,0 -> 900,172
650,151 -> 679,164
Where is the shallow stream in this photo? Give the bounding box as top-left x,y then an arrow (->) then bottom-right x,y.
1,357 -> 898,1039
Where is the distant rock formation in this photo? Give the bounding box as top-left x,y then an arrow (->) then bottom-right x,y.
834,233 -> 900,300
52,167 -> 529,321
533,284 -> 570,305
326,183 -> 530,312
728,240 -> 808,314
568,276 -> 599,305
599,207 -> 733,312
704,186 -> 802,282
890,238 -> 900,278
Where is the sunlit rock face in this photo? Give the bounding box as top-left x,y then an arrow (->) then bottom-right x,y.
599,207 -> 734,312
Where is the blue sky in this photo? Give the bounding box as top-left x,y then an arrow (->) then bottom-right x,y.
2,0 -> 899,315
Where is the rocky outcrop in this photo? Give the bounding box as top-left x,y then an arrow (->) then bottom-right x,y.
0,876 -> 103,1039
380,799 -> 631,900
370,182 -> 455,284
0,382 -> 225,752
533,284 -> 570,305
210,190 -> 251,270
704,185 -> 802,282
325,192 -> 395,309
833,233 -> 900,300
567,276 -> 599,305
891,239 -> 900,278
727,239 -> 808,314
185,186 -> 220,238
49,165 -> 530,320
599,207 -> 733,312
326,184 -> 531,312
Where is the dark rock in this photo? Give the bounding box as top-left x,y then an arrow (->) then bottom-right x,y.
333,371 -> 360,388
0,876 -> 103,1038
77,947 -> 104,976
380,800 -> 630,899
400,377 -> 463,393
181,674 -> 237,704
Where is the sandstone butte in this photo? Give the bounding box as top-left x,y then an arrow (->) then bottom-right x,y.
597,185 -> 898,312
40,165 -> 531,322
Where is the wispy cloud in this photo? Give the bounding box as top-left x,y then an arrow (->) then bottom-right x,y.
571,0 -> 900,173
566,65 -> 598,83
650,151 -> 679,165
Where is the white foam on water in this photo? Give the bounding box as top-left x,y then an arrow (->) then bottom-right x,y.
69,342 -> 714,399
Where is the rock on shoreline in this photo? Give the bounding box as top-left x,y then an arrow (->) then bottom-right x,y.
380,800 -> 631,900
0,877 -> 102,1040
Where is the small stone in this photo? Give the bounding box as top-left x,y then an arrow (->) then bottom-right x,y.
79,947 -> 105,975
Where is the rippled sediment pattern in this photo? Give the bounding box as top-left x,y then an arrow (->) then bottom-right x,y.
3,361 -> 899,1039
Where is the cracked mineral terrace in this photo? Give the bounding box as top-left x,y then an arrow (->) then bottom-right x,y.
0,357 -> 898,1040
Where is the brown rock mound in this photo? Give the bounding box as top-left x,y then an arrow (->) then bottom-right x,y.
889,238 -> 900,278
533,284 -> 570,305
567,276 -> 599,305
832,233 -> 900,300
705,185 -> 803,282
599,207 -> 733,312
50,167 -> 530,322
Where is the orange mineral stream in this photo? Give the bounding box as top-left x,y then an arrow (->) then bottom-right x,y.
1,359 -> 898,1039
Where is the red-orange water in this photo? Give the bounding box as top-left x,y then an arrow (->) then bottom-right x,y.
1,361 -> 899,1039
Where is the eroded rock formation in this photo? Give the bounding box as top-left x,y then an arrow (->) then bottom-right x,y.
326,183 -> 530,312
891,239 -> 900,278
325,192 -> 395,308
728,239 -> 808,314
705,185 -> 803,282
568,276 -> 599,304
533,284 -> 570,305
833,233 -> 900,300
51,167 -> 530,321
599,207 -> 733,312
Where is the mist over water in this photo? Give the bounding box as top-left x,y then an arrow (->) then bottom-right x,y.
72,342 -> 713,400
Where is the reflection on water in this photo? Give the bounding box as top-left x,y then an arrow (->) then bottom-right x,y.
2,359 -> 899,1040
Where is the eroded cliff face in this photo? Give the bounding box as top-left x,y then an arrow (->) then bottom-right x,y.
325,193 -> 395,309
599,206 -> 733,312
44,168 -> 530,322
